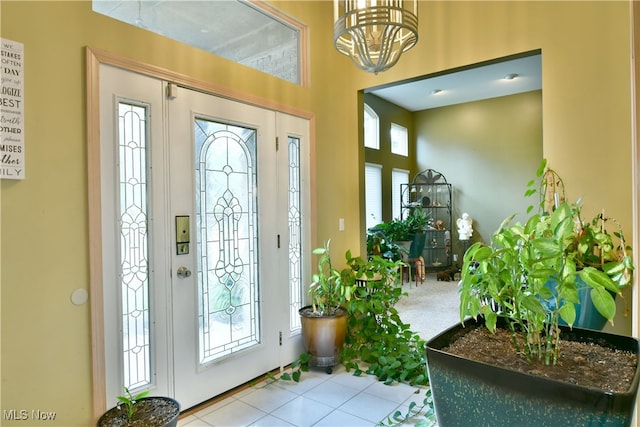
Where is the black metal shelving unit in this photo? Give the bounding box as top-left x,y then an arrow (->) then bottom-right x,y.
401,169 -> 452,271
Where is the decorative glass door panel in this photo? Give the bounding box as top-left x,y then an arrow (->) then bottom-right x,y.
118,102 -> 152,390
194,120 -> 260,365
287,136 -> 302,331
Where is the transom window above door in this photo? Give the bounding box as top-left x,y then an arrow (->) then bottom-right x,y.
92,0 -> 307,85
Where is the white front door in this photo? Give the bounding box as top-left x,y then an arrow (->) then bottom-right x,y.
99,65 -> 308,411
169,86 -> 281,408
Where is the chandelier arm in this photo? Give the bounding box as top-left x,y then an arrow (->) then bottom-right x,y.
352,27 -> 376,70
377,25 -> 401,69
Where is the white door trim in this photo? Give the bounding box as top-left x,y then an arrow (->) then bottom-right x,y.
86,47 -> 316,420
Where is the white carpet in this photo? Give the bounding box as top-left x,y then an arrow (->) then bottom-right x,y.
395,273 -> 461,341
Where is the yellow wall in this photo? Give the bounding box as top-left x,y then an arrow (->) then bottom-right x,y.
1,1 -> 635,425
415,91 -> 543,249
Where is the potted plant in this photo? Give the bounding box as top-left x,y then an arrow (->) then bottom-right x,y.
295,243 -> 429,388
368,208 -> 431,261
425,161 -> 640,426
299,240 -> 356,372
530,161 -> 634,329
97,388 -> 180,427
341,252 -> 429,387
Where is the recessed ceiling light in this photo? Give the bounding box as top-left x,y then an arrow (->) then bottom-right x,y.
504,73 -> 519,80
431,89 -> 443,95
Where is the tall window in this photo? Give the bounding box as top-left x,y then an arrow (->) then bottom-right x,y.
118,102 -> 152,390
392,168 -> 410,219
288,136 -> 303,331
390,123 -> 408,156
365,163 -> 382,230
364,104 -> 380,149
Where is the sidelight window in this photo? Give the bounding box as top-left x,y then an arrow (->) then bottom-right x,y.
118,102 -> 152,390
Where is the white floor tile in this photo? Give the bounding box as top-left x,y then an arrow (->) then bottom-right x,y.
190,398 -> 238,419
302,378 -> 361,408
363,380 -> 422,404
178,414 -> 207,426
182,368 -> 430,426
270,369 -> 332,395
313,409 -> 373,426
238,384 -> 298,412
179,415 -> 214,427
269,395 -> 334,427
337,391 -> 402,424
249,414 -> 296,426
327,371 -> 378,391
200,399 -> 268,427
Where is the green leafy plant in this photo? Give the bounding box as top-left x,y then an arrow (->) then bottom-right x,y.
263,352 -> 311,385
274,247 -> 429,389
117,387 -> 149,420
385,208 -> 430,242
378,388 -> 437,427
526,159 -> 633,290
367,208 -> 431,260
308,240 -> 356,316
266,246 -> 435,425
341,253 -> 428,387
367,226 -> 402,260
459,159 -> 634,366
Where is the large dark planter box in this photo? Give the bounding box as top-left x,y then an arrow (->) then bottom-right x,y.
426,319 -> 640,427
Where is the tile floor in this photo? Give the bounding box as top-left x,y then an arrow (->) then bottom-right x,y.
177,364 -> 431,427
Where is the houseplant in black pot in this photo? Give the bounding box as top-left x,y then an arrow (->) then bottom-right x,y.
97,388 -> 180,427
425,162 -> 639,427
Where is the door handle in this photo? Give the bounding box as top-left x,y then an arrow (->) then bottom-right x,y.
177,266 -> 192,278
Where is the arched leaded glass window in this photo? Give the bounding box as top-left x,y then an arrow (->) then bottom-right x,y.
194,118 -> 260,365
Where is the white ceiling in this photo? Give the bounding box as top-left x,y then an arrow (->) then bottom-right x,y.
367,53 -> 542,112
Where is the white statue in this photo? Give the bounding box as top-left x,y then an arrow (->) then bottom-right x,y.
457,213 -> 473,240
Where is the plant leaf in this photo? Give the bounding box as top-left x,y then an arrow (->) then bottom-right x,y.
559,302 -> 576,326
536,158 -> 547,177
579,267 -> 620,293
590,287 -> 616,320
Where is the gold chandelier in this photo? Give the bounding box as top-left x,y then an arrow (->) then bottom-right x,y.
334,0 -> 418,74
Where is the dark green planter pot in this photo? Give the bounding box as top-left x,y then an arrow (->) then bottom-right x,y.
409,232 -> 426,258
425,319 -> 640,427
